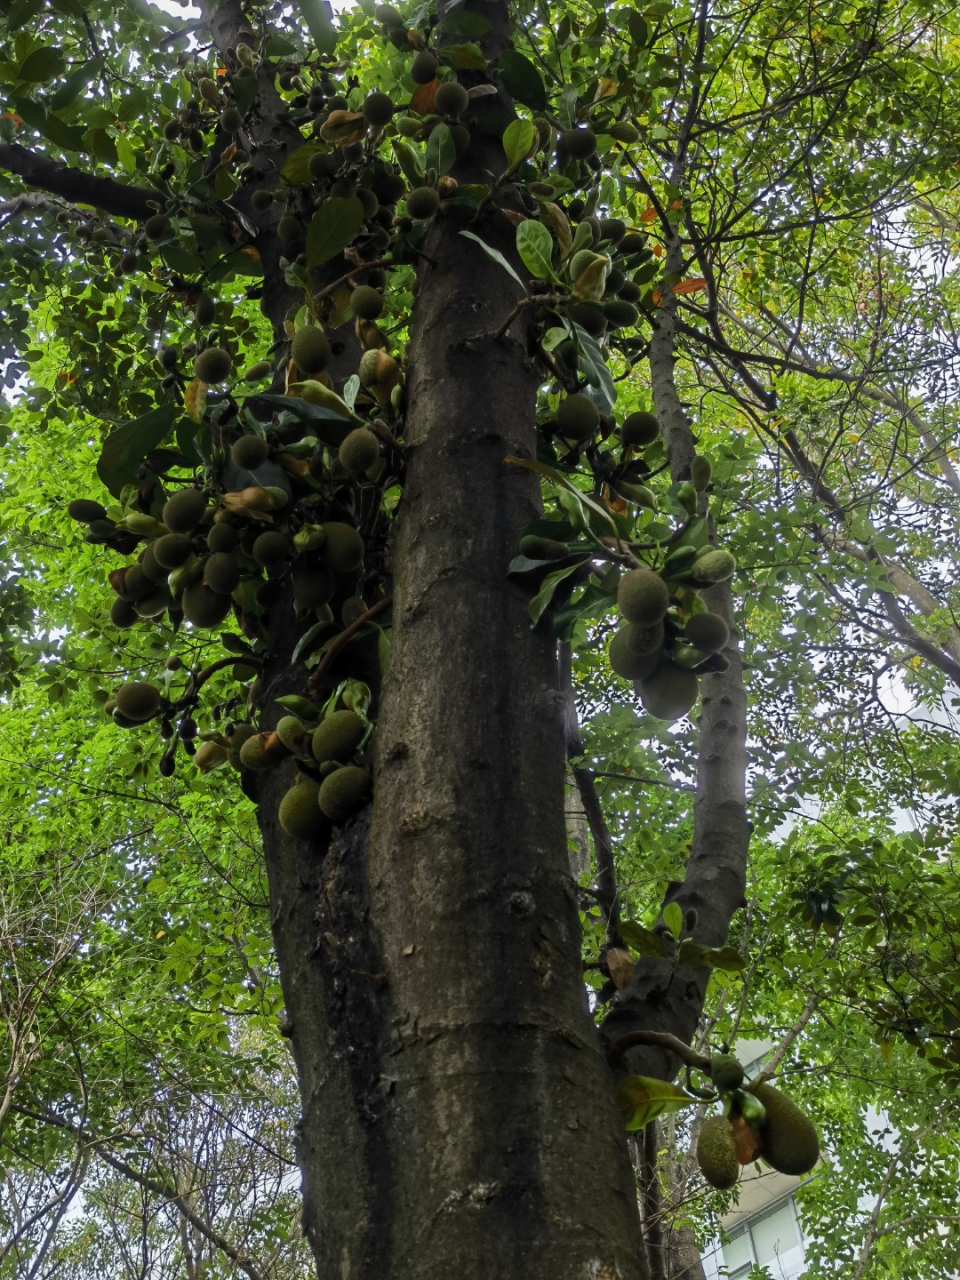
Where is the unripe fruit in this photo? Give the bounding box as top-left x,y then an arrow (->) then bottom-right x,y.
636,661 -> 699,721
603,299 -> 639,329
195,293 -> 216,326
206,522 -> 239,553
231,434 -> 270,470
115,681 -> 161,722
556,392 -> 599,441
684,612 -> 729,655
406,186 -> 440,219
292,565 -> 335,610
375,3 -> 404,24
144,214 -> 170,240
162,489 -> 207,534
696,1116 -> 739,1190
608,121 -> 640,143
363,91 -> 395,126
204,551 -> 240,595
563,127 -> 597,159
110,597 -> 138,628
747,1083 -> 820,1176
291,327 -> 332,375
519,535 -> 569,560
618,567 -> 669,626
598,217 -> 626,243
153,533 -> 194,569
320,522 -> 365,572
709,1054 -> 745,1091
692,549 -> 736,584
608,627 -> 662,681
350,285 -> 384,320
242,360 -> 272,381
162,119 -> 182,141
252,531 -> 290,567
691,455 -> 712,491
434,80 -> 469,116
318,765 -> 371,823
251,188 -> 274,210
181,581 -> 232,628
68,499 -> 107,523
194,347 -> 232,383
371,170 -> 406,203
339,428 -> 380,477
566,301 -> 606,336
620,411 -> 660,446
134,584 -> 172,617
220,106 -> 243,132
312,710 -> 367,764
280,779 -> 330,839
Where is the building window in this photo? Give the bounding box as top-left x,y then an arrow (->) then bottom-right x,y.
722,1197 -> 804,1280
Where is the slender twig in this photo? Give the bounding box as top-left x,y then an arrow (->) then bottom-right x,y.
313,258 -> 393,305
307,595 -> 393,693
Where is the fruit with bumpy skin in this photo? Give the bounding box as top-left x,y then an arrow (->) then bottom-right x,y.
291,326 -> 332,375
563,127 -> 597,159
691,455 -> 712,491
140,542 -> 166,583
231,434 -> 269,470
134,584 -> 172,617
434,80 -> 469,116
181,581 -> 232,628
363,91 -> 394,125
375,3 -> 403,23
68,499 -> 107,523
194,347 -> 232,383
747,1083 -> 820,1175
604,299 -> 639,329
110,597 -> 138,628
624,621 -> 664,655
637,662 -> 699,720
162,489 -> 207,534
598,218 -> 626,243
242,360 -> 272,381
350,285 -> 384,320
204,552 -> 240,595
154,533 -> 193,569
684,612 -> 729,655
195,293 -> 216,326
319,765 -> 371,823
321,522 -> 364,572
308,151 -> 339,180
292,565 -> 335,611
519,535 -> 569,561
371,171 -> 405,204
406,186 -> 441,219
121,565 -> 151,601
278,214 -> 303,241
280,779 -> 330,838
692,549 -> 736,584
145,214 -> 170,240
206,522 -> 239,553
696,1116 -> 739,1190
163,119 -> 182,141
710,1054 -> 745,1092
411,50 -> 439,83
220,106 -> 243,132
618,567 -> 670,626
312,709 -> 366,765
620,411 -> 660,446
339,428 -> 380,477
566,302 -> 606,336
609,627 -> 662,681
618,281 -> 640,303
239,732 -> 282,770
227,723 -> 257,751
276,716 -> 311,754
252,531 -> 290,568
251,188 -> 274,210
116,681 -> 161,722
557,392 -> 600,441
341,597 -> 368,626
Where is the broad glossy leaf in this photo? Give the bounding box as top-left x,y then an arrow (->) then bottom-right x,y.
306,197 -> 364,266
503,117 -> 535,172
18,47 -> 65,82
527,561 -> 583,626
96,404 -> 178,498
425,122 -> 455,177
619,920 -> 668,958
498,49 -> 546,110
439,10 -> 491,35
515,219 -> 558,283
619,1076 -> 696,1131
439,42 -> 488,70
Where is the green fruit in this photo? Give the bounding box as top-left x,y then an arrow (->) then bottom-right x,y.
563,127 -> 597,159
371,171 -> 406,204
696,1116 -> 739,1190
280,779 -> 330,839
710,1054 -> 745,1092
692,549 -> 736,584
624,621 -> 664,654
604,299 -> 639,329
605,267 -> 626,293
68,498 -> 107,523
434,80 -> 469,115
278,214 -> 303,241
321,522 -> 365,572
619,232 -> 647,253
194,347 -> 233,383
566,302 -> 606,336
411,51 -> 439,83
251,188 -> 274,210
144,214 -> 170,240
204,552 -> 240,595
292,565 -> 335,611
276,716 -> 311,753
181,581 -> 232,628
608,627 -> 662,680
637,662 -> 699,721
220,106 -> 243,132
350,285 -> 384,320
195,293 -> 217,326
311,709 -> 366,764
620,411 -> 659,446
357,187 -> 379,219
154,533 -> 194,569
375,3 -> 403,24
121,564 -> 152,601
140,542 -> 166,583
363,91 -> 395,126
231,434 -> 269,470
308,151 -> 339,180
227,723 -> 257,751
618,567 -> 669,626
239,732 -> 282,770
556,392 -> 600,441
115,681 -> 161,722
134,584 -> 172,617
570,248 -> 600,281
162,119 -> 182,141
518,535 -> 569,561
406,186 -> 441,219
206,522 -> 240,553
691,455 -> 713,491
598,217 -> 626,243
242,360 -> 272,381
110,596 -> 138,629
252,531 -> 290,567
617,281 -> 640,303
291,326 -> 332,375
684,612 -> 729,654
341,596 -> 368,626
318,765 -> 371,823
608,122 -> 640,143
162,489 -> 207,534
748,1083 -> 820,1176
339,428 -> 380,477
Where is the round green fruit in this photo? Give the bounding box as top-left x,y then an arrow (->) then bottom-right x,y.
406,186 -> 441,219
710,1054 -> 745,1092
566,302 -> 606,337
363,91 -> 395,126
68,498 -> 107,523
194,347 -> 233,383
684,612 -> 729,654
115,681 -> 161,722
204,552 -> 240,595
110,596 -> 138,629
206,522 -> 239,553
618,567 -> 669,626
620,411 -> 660,446
556,392 -> 600,441
280,779 -> 330,839
321,522 -> 365,572
636,662 -> 699,721
311,709 -> 366,765
563,127 -> 597,159
411,51 -> 439,83
608,627 -> 662,681
339,428 -> 380,477
350,285 -> 384,320
231,434 -> 269,470
252,531 -> 290,568
181,581 -> 232,628
220,106 -> 243,132
291,326 -> 332,375
692,549 -> 736,584
434,80 -> 469,116
318,765 -> 371,824
162,489 -> 207,534
195,293 -> 217,326
604,299 -> 639,329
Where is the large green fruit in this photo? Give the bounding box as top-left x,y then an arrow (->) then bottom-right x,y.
608,626 -> 662,680
710,1054 -> 744,1091
181,582 -> 232,628
279,779 -> 330,839
748,1083 -> 820,1175
162,489 -> 207,534
115,681 -> 161,722
617,567 -> 669,626
636,662 -> 699,721
321,522 -> 364,572
291,326 -> 331,375
684,612 -> 729,654
696,1116 -> 739,1190
692,549 -> 736,584
312,710 -> 366,764
318,765 -> 371,823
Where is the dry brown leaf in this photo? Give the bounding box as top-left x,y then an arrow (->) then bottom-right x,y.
672,277 -> 708,295
410,79 -> 438,115
278,452 -> 311,478
219,142 -> 237,167
640,206 -> 659,222
607,947 -> 635,991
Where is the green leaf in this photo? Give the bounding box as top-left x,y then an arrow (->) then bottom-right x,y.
515,218 -> 558,283
275,694 -> 323,720
619,920 -> 668,958
265,33 -> 298,57
305,196 -> 364,266
48,57 -> 103,111
41,111 -> 85,153
619,1076 -> 696,1131
677,942 -> 747,972
391,137 -> 424,186
375,623 -> 391,674
86,127 -> 118,166
300,0 -> 338,55
505,455 -> 616,535
6,0 -> 45,32
161,242 -> 203,275
282,144 -> 327,187
459,230 -> 526,290
498,49 -> 546,110
527,561 -> 582,626
96,404 -> 179,498
439,10 -> 491,35
502,117 -> 535,172
439,42 -> 488,70
220,632 -> 254,656
18,47 -> 65,82
175,418 -> 202,467
425,122 -> 455,177
569,321 -> 617,407
663,902 -> 684,937
628,11 -> 649,45
233,74 -> 259,118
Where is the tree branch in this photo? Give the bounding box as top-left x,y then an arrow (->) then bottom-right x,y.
0,143 -> 154,221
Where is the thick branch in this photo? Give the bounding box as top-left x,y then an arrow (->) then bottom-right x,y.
0,143 -> 154,221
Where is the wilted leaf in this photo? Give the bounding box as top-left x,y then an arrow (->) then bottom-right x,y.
607,947 -> 635,990
410,79 -> 438,115
672,277 -> 708,295
640,206 -> 659,222
184,377 -> 207,424
540,202 -> 571,258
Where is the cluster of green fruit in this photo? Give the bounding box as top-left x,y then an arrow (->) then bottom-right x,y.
696,1054 -> 820,1190
553,217 -> 655,345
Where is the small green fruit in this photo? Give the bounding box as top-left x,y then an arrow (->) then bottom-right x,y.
556,392 -> 600,441
194,347 -> 233,383
339,428 -> 380,477
710,1054 -> 745,1092
115,681 -> 161,722
684,612 -> 729,654
691,455 -> 713,491
162,489 -> 207,534
434,80 -> 469,116
350,285 -> 384,320
406,186 -> 440,219
291,327 -> 332,375
692,549 -> 736,584
320,522 -> 365,572
231,434 -> 270,470
620,411 -> 659,446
